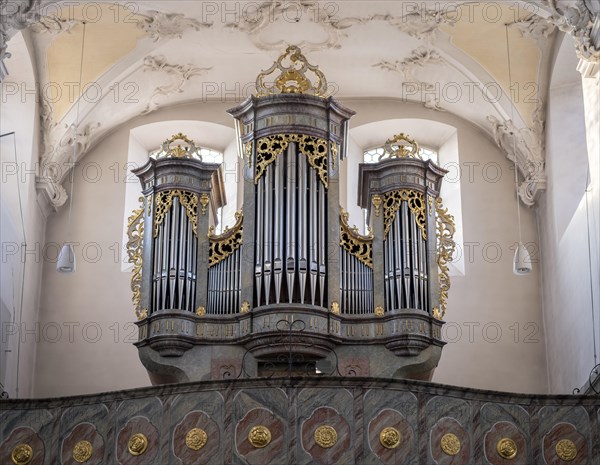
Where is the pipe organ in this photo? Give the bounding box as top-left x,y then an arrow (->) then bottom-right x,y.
128,47 -> 455,382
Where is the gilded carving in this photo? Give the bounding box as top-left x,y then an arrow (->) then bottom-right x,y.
128,433 -> 148,456
330,141 -> 338,172
248,426 -> 272,448
72,440 -> 93,463
496,437 -> 517,460
382,189 -> 427,239
440,433 -> 460,456
314,425 -> 338,448
372,194 -> 382,217
255,45 -> 328,97
154,133 -> 203,159
185,428 -> 208,450
340,208 -> 373,268
244,141 -> 253,164
379,427 -> 401,449
200,193 -> 209,216
375,306 -> 384,316
126,197 -> 145,320
154,190 -> 198,237
240,300 -> 250,313
11,444 -> 33,465
435,197 -> 456,319
331,301 -> 340,314
379,133 -> 421,160
208,210 -> 243,267
555,439 -> 577,461
195,306 -> 206,316
254,134 -> 329,187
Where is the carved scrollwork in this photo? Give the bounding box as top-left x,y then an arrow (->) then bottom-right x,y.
435,197 -> 456,319
154,190 -> 198,237
340,208 -> 373,268
255,45 -> 328,96
254,134 -> 331,187
383,189 -> 427,239
127,197 -> 145,320
209,211 -> 243,267
379,133 -> 421,160
154,132 -> 203,159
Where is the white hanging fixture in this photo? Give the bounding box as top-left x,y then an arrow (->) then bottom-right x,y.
505,25 -> 532,276
57,22 -> 86,274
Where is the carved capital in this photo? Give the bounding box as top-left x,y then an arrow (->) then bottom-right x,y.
547,0 -> 600,63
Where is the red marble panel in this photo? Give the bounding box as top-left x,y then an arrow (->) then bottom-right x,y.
339,357 -> 370,377
542,422 -> 587,465
235,407 -> 285,465
61,423 -> 105,465
116,416 -> 159,465
301,406 -> 351,465
430,417 -> 470,465
0,427 -> 45,465
211,358 -> 242,380
173,410 -> 220,465
368,408 -> 414,464
483,421 -> 527,465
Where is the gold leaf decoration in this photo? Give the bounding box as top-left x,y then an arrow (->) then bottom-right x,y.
154,190 -> 198,237
340,208 -> 373,268
435,197 -> 456,320
208,211 -> 243,267
254,134 -> 331,187
382,189 -> 427,239
126,197 -> 145,321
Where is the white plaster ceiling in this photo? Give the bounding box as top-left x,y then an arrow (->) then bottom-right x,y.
10,0 -> 559,186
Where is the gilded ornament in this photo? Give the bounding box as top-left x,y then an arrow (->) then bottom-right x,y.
195,306 -> 206,316
331,301 -> 340,314
378,133 -> 421,160
155,133 -> 202,159
72,440 -> 93,463
185,428 -> 208,451
382,189 -> 427,239
432,307 -> 442,320
255,45 -> 328,97
555,439 -> 577,461
11,444 -> 33,465
314,425 -> 338,448
435,197 -> 456,319
496,438 -> 517,460
254,134 -> 329,187
208,211 -> 243,267
126,198 -> 145,320
372,194 -> 382,217
440,433 -> 461,456
248,426 -> 272,448
340,208 -> 373,268
127,433 -> 148,456
200,193 -> 209,216
146,194 -> 152,216
375,306 -> 384,316
138,308 -> 148,320
154,190 -> 199,237
330,142 -> 338,172
244,141 -> 253,164
379,427 -> 401,449
240,300 -> 250,313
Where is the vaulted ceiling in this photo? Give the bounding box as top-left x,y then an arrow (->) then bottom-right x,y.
4,0 -> 593,207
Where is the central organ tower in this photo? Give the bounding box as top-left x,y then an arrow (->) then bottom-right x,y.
128,47 -> 455,383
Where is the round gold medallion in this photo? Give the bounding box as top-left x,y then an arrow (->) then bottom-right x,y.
185,428 -> 208,451
314,425 -> 338,448
379,427 -> 401,449
555,439 -> 577,461
72,440 -> 93,463
496,437 -> 518,459
11,444 -> 33,465
440,433 -> 461,456
248,425 -> 272,448
127,433 -> 148,456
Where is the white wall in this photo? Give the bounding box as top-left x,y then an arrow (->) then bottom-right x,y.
538,34 -> 600,393
0,31 -> 46,399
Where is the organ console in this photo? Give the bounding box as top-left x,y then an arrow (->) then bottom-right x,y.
127,46 -> 455,382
